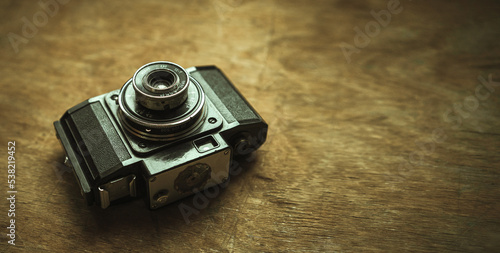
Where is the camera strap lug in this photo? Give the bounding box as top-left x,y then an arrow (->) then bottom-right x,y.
98,175 -> 137,209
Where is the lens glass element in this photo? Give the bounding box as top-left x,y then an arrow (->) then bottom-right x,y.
145,70 -> 176,93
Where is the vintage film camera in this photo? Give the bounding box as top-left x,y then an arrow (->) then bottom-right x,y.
54,61 -> 267,209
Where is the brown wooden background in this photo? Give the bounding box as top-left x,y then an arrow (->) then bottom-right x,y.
1,0 -> 500,252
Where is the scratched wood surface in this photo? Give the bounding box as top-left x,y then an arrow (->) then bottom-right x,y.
1,0 -> 500,252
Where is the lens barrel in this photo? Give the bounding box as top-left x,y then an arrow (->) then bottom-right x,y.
117,61 -> 206,141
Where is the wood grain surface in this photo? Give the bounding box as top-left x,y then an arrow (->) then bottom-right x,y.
1,0 -> 500,252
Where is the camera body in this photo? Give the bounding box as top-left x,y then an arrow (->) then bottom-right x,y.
54,62 -> 267,209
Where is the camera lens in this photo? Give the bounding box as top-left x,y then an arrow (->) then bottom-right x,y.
117,61 -> 206,141
133,62 -> 190,111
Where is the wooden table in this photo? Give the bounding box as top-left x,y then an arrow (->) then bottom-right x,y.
1,0 -> 499,251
